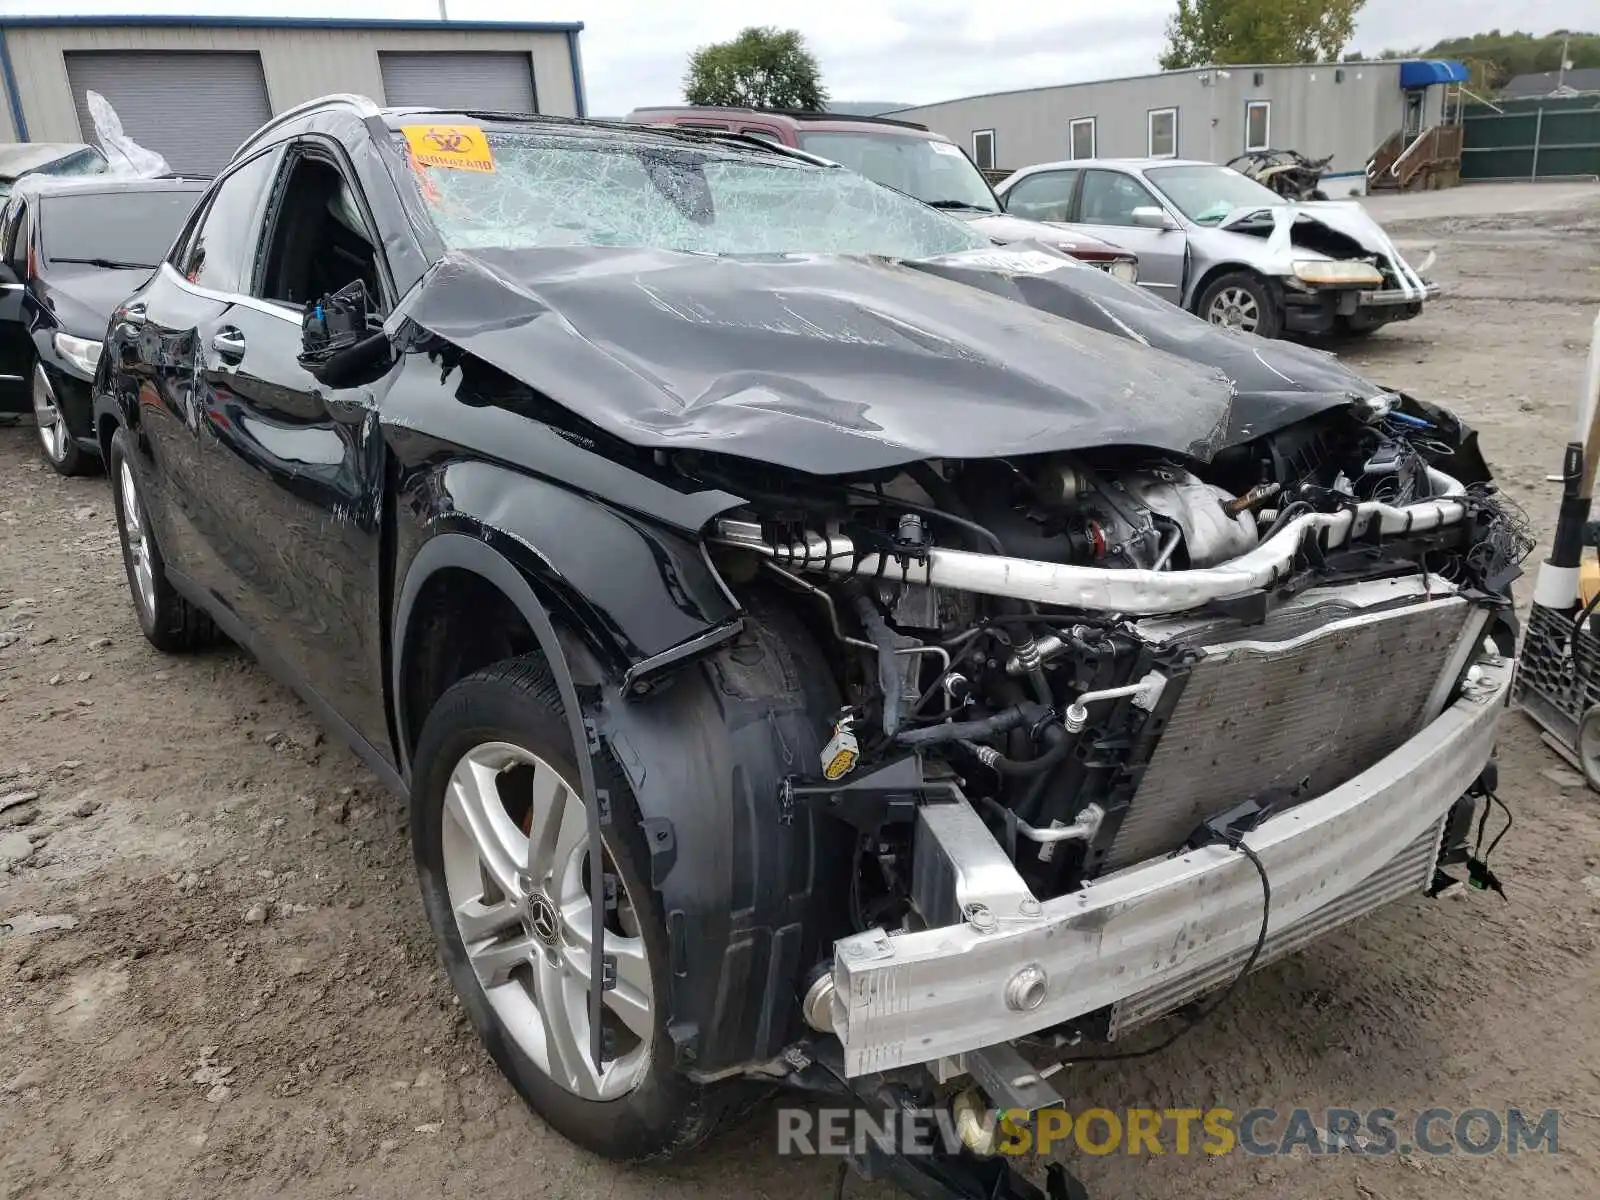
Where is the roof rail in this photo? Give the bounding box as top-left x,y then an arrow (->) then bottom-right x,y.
231,93 -> 383,162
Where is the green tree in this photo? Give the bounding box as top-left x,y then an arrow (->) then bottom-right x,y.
1415,30 -> 1600,88
1349,28 -> 1599,90
1159,0 -> 1366,69
683,26 -> 827,110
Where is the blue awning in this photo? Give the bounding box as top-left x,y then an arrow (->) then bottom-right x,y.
1400,60 -> 1470,88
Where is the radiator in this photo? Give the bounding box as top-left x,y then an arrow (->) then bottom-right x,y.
1107,816 -> 1444,1037
1107,590 -> 1476,872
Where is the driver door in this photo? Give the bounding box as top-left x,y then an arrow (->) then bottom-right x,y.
1073,169 -> 1188,301
190,137 -> 393,749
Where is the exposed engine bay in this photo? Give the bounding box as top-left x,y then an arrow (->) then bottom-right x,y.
699,392 -> 1531,930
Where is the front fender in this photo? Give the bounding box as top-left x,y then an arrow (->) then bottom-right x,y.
399,458 -> 743,691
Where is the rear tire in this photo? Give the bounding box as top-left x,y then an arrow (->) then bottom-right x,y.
410,654 -> 745,1161
1197,271 -> 1283,339
108,427 -> 215,652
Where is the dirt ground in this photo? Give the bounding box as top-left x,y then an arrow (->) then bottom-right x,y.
3,181 -> 1600,1200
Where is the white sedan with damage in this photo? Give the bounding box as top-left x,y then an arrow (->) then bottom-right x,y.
996,157 -> 1438,339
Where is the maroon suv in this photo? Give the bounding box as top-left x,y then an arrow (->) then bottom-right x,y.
625,106 -> 1138,283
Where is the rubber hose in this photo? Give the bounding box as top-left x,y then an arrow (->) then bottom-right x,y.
960,723 -> 1079,778
894,702 -> 1048,748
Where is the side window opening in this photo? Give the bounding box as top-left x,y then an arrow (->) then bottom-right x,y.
11,204 -> 32,277
181,150 -> 280,293
257,151 -> 383,310
1004,171 -> 1079,223
167,200 -> 207,273
1080,170 -> 1161,227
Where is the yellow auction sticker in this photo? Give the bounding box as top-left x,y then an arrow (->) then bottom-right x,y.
401,124 -> 495,172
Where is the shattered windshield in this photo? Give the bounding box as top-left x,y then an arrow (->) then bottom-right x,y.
1146,164 -> 1285,225
399,126 -> 989,259
794,130 -> 999,214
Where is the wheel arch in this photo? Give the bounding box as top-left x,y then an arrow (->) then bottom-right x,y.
392,532 -> 595,785
394,534 -> 847,1078
394,532 -> 616,1068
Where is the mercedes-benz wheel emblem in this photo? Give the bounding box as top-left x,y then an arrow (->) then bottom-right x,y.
527,893 -> 561,947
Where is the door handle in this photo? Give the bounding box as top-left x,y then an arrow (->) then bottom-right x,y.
211,328 -> 246,360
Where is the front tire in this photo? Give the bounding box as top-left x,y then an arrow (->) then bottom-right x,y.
108,427 -> 215,652
1197,271 -> 1283,339
410,655 -> 742,1161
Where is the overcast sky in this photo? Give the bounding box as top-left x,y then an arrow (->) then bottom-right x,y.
0,0 -> 1591,115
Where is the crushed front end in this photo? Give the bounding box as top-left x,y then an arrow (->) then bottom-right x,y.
693,390 -> 1526,1095
1215,203 -> 1440,335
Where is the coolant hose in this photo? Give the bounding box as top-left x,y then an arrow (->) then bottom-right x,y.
893,702 -> 1049,748
959,721 -> 1079,777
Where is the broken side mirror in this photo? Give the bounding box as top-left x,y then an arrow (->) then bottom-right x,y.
299,279 -> 394,390
1131,206 -> 1172,230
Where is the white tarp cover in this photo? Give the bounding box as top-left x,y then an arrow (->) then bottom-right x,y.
86,91 -> 171,178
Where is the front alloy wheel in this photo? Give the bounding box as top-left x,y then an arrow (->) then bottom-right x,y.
119,458 -> 156,620
439,741 -> 652,1100
32,364 -> 88,475
410,656 -> 739,1161
1207,285 -> 1262,332
1198,271 -> 1282,339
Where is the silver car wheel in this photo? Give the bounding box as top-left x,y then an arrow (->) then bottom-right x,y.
32,364 -> 69,464
1207,286 -> 1261,333
118,460 -> 156,618
439,742 -> 653,1101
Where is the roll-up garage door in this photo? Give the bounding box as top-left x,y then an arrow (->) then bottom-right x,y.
67,51 -> 272,177
379,52 -> 539,115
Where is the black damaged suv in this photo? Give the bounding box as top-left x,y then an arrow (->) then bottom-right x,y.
96,96 -> 1513,1200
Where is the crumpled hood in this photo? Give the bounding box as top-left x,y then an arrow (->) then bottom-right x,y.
394,244 -> 1243,475
965,212 -> 1129,257
391,243 -> 1384,476
908,242 -> 1388,441
1215,200 -> 1433,298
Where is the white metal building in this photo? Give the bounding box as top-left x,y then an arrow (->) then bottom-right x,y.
889,60 -> 1466,195
0,15 -> 587,175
